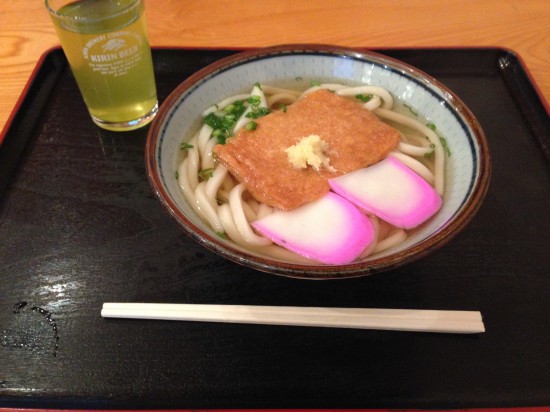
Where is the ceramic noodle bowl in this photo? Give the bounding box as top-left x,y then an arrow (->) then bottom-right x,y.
146,44 -> 491,279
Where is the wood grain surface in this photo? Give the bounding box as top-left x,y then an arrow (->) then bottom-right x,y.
1,0 -> 549,134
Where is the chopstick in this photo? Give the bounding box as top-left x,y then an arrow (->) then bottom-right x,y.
101,303 -> 485,334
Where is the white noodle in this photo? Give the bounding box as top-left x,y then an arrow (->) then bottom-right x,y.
256,244 -> 314,264
389,151 -> 435,185
363,95 -> 382,111
398,141 -> 433,157
373,229 -> 408,254
201,138 -> 217,170
229,183 -> 272,246
183,135 -> 200,190
194,182 -> 223,232
300,83 -> 348,97
260,84 -> 301,96
336,86 -> 394,109
400,129 -> 432,146
242,200 -> 257,222
375,107 -> 445,195
218,203 -> 248,246
205,165 -> 228,200
256,203 -> 273,220
178,158 -> 199,209
197,124 -> 213,156
267,93 -> 299,107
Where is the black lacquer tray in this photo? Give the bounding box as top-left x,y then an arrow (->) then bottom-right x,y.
0,47 -> 549,409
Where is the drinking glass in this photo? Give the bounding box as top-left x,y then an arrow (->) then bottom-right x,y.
46,0 -> 158,131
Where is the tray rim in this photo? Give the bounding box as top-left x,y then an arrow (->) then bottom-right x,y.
0,46 -> 549,409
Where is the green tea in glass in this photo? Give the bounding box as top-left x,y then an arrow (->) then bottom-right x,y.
46,0 -> 158,131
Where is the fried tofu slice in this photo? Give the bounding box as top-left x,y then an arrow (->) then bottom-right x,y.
213,89 -> 400,210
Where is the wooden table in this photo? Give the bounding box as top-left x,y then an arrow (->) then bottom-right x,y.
1,0 -> 549,134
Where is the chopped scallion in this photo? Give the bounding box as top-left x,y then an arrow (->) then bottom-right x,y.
216,231 -> 228,239
204,112 -> 222,129
355,93 -> 374,102
440,137 -> 451,157
248,95 -> 261,106
198,168 -> 214,181
403,104 -> 419,116
246,107 -> 271,119
204,100 -> 248,145
245,121 -> 257,131
180,142 -> 194,150
426,122 -> 451,157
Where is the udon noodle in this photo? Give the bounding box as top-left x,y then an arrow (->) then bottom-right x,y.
177,82 -> 447,263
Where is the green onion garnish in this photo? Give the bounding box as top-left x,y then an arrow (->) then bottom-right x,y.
355,93 -> 374,102
179,142 -> 194,150
245,121 -> 257,131
198,168 -> 214,181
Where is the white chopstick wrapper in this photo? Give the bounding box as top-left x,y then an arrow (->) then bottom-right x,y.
102,303 -> 484,334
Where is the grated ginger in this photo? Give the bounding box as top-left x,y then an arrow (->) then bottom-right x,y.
284,134 -> 336,172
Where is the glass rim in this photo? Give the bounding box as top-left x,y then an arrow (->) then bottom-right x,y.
45,0 -> 143,23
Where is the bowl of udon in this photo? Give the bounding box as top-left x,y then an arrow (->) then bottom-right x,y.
146,44 -> 491,279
